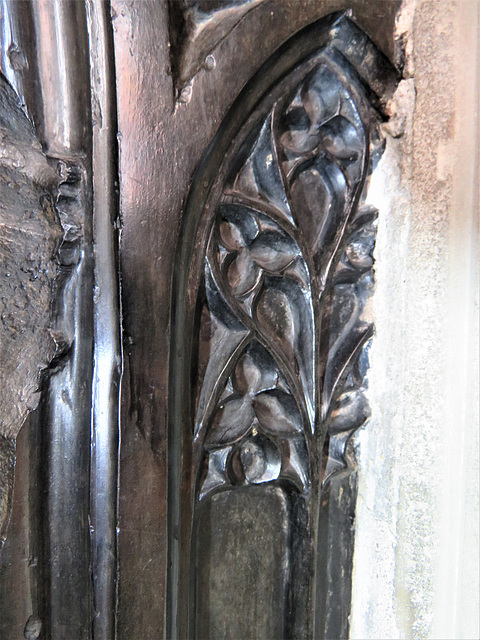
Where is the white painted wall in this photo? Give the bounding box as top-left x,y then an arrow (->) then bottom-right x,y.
350,2 -> 479,638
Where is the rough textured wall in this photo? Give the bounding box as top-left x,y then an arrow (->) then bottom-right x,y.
0,73 -> 61,545
350,1 -> 479,638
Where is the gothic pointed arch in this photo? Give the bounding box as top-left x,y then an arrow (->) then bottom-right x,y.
169,13 -> 398,638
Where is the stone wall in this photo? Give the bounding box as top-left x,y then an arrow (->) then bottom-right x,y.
350,2 -> 479,638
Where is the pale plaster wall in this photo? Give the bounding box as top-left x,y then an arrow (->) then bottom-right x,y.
350,1 -> 479,638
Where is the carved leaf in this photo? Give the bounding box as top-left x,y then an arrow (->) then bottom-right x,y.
278,436 -> 309,491
289,158 -> 347,263
345,238 -> 374,271
194,302 -> 248,437
301,66 -> 340,126
218,203 -> 259,245
205,263 -> 246,331
219,219 -> 245,251
233,348 -> 277,396
321,212 -> 377,419
233,115 -> 292,223
254,277 -> 314,425
280,126 -> 318,156
254,390 -> 302,435
199,447 -> 231,499
249,230 -> 299,272
328,388 -> 370,434
333,207 -> 378,284
321,283 -> 372,420
255,286 -> 297,357
205,395 -> 254,448
227,250 -> 259,297
280,65 -> 342,157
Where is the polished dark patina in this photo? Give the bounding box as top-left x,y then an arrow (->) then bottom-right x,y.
169,14 -> 397,638
0,1 -> 403,638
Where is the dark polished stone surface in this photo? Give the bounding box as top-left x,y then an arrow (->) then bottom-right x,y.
0,1 -> 402,638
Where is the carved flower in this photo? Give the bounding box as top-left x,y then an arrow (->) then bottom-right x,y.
280,66 -> 363,162
219,214 -> 299,298
204,349 -> 302,449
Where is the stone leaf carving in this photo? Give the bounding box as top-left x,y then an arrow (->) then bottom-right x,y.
169,0 -> 268,97
168,15 -> 399,637
193,19 -> 389,501
0,72 -> 62,546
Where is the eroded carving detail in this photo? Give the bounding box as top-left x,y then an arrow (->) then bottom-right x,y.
194,52 -> 383,500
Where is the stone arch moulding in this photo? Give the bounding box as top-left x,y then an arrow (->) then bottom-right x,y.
168,12 -> 399,640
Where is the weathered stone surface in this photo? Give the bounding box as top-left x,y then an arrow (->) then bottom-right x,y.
0,72 -> 61,544
350,1 -> 480,638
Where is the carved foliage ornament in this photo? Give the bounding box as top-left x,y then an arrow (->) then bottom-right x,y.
188,15 -> 397,502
